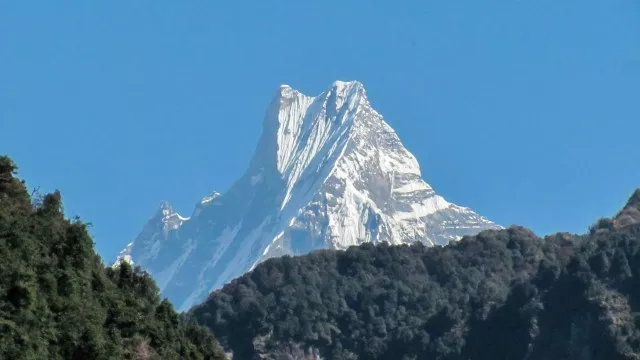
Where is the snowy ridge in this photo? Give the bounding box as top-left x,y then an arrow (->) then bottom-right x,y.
117,81 -> 501,311
115,201 -> 190,272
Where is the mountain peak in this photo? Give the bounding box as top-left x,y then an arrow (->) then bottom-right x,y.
328,79 -> 365,95
262,80 -> 376,189
274,80 -> 368,107
276,84 -> 300,100
151,201 -> 189,234
278,80 -> 365,93
158,200 -> 173,213
119,81 -> 500,311
156,200 -> 187,219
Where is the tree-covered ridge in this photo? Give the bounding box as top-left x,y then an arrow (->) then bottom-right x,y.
614,189 -> 640,228
0,156 -> 226,360
190,191 -> 640,360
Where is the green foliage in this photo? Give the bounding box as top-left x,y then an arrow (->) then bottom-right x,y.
191,191 -> 640,360
6,153 -> 640,360
0,155 -> 226,360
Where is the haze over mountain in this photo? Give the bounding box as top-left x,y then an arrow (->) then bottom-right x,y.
118,81 -> 500,311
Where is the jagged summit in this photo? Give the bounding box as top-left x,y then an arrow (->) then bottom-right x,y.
260,80 -> 377,208
116,200 -> 189,269
272,80 -> 368,117
117,81 -> 501,311
155,201 -> 189,226
278,80 -> 364,95
326,80 -> 366,99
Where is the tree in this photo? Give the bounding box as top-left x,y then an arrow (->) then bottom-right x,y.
0,155 -> 227,360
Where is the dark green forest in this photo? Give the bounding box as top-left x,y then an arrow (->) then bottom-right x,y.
4,153 -> 640,360
0,156 -> 227,360
190,190 -> 640,360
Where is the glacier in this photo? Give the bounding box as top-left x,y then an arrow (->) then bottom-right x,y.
117,80 -> 501,311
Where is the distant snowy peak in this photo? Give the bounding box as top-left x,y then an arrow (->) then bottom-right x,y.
257,80 -> 498,249
118,80 -> 501,311
156,201 -> 189,233
116,201 -> 189,270
264,80 -> 377,209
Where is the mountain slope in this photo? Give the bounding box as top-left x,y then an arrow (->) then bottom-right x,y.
189,190 -> 640,360
0,156 -> 226,360
119,81 -> 500,311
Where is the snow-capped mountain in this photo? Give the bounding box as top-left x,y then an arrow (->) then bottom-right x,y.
117,81 -> 501,311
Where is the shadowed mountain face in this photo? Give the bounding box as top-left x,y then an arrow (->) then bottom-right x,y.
118,81 -> 500,311
189,190 -> 640,360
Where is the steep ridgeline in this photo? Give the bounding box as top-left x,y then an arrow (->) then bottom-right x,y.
0,156 -> 226,360
118,81 -> 500,311
189,190 -> 640,360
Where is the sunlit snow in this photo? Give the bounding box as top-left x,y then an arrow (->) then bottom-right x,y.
116,81 -> 501,311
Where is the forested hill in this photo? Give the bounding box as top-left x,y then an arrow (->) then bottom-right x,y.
190,190 -> 640,360
0,156 -> 226,360
4,151 -> 640,360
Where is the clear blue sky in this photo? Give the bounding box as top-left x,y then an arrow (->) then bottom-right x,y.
1,1 -> 638,262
